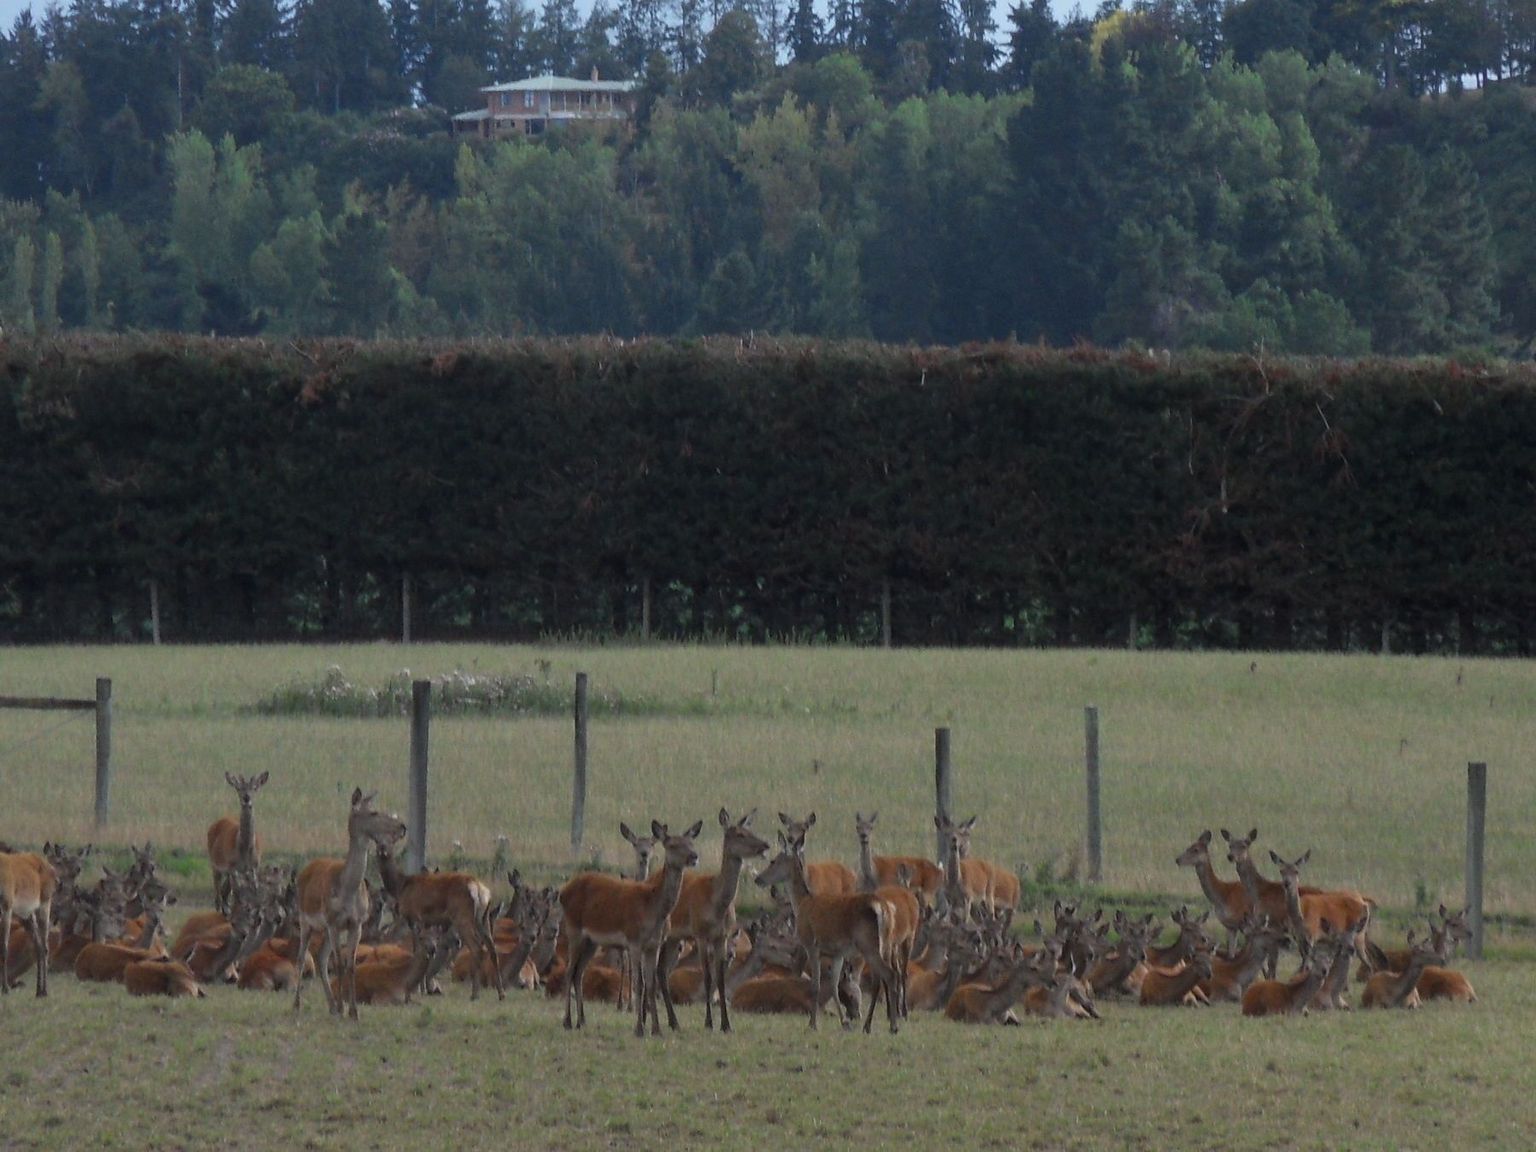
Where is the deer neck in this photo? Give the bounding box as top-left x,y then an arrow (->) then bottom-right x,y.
1281,880 -> 1308,944
335,822 -> 375,907
1190,853 -> 1236,912
237,802 -> 256,865
132,908 -> 163,952
1388,954 -> 1431,1007
1232,854 -> 1269,909
1289,963 -> 1328,1010
939,838 -> 965,904
641,858 -> 688,944
375,848 -> 405,901
710,850 -> 750,925
856,836 -> 878,892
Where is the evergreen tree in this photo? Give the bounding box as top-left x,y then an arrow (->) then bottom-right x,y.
1003,0 -> 1056,89
785,0 -> 824,62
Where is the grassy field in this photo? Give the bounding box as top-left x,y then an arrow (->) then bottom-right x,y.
1,642 -> 1532,915
2,643 -> 1532,1149
0,957 -> 1526,1151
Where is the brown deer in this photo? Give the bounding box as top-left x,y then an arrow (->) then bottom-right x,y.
0,848 -> 59,997
340,928 -> 447,1006
1139,951 -> 1215,1007
950,815 -> 1021,912
372,832 -> 504,1002
1362,931 -> 1438,1009
1310,913 -> 1368,1011
854,812 -> 944,903
207,771 -> 269,916
656,807 -> 769,1033
123,956 -> 206,998
1269,848 -> 1374,961
559,819 -> 702,1037
1175,830 -> 1251,949
291,787 -> 407,1019
1146,906 -> 1215,969
730,963 -> 863,1018
944,949 -> 1057,1023
775,813 -> 858,895
1087,912 -> 1155,998
934,812 -> 991,917
753,831 -> 901,1034
1241,932 -> 1336,1017
1199,916 -> 1290,1004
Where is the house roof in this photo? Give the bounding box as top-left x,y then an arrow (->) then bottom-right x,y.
452,108 -> 491,122
481,73 -> 637,95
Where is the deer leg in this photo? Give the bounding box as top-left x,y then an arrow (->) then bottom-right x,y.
31,911 -> 47,998
657,943 -> 681,1033
291,925 -> 312,1012
807,947 -> 821,1030
0,906 -> 10,996
481,917 -> 505,1002
344,929 -> 361,1020
714,943 -> 732,1034
567,933 -> 596,1030
314,929 -> 339,1016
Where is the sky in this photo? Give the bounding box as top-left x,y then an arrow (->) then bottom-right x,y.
0,0 -> 1087,52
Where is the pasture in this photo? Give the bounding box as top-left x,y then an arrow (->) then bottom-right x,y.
2,643 -> 1534,1149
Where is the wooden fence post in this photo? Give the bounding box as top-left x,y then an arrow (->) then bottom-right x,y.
149,579 -> 162,645
94,677 -> 113,830
408,680 -> 430,873
934,726 -> 952,859
572,672 -> 589,857
401,573 -> 414,645
1085,704 -> 1102,883
1466,761 -> 1486,961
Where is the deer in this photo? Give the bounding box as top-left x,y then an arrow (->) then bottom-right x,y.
730,961 -> 863,1018
291,787 -> 408,1019
775,813 -> 858,895
207,771 -> 269,916
1199,915 -> 1290,1004
123,956 -> 206,998
854,812 -> 945,903
1145,906 -> 1215,969
944,948 -> 1057,1023
1362,931 -> 1438,1009
1139,950 -> 1214,1007
1310,912 -> 1369,1011
753,829 -> 901,1034
1087,912 -> 1155,998
1174,830 -> 1251,950
655,807 -> 769,1033
1222,829 -> 1328,950
949,814 -> 1021,911
1241,926 -> 1337,1017
934,811 -> 991,917
0,848 -> 59,997
372,831 -> 503,1003
1268,848 -> 1374,962
559,819 -> 702,1037
341,926 -> 448,1006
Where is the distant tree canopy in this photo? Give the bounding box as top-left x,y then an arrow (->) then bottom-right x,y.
0,0 -> 1532,351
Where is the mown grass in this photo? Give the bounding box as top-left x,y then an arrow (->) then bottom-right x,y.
2,643 -> 1534,916
0,960 -> 1528,1151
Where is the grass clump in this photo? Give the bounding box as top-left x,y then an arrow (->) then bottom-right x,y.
252,666 -> 611,718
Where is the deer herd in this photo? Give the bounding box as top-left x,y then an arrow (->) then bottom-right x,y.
0,774 -> 1480,1035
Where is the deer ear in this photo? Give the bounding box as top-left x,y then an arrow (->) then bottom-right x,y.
1247,828 -> 1258,842
227,772 -> 239,788
805,812 -> 816,829
1300,848 -> 1312,865
719,808 -> 730,828
779,812 -> 791,827
1269,849 -> 1282,866
620,822 -> 635,843
255,771 -> 269,788
1198,829 -> 1211,845
651,820 -> 666,839
685,820 -> 704,839
1219,828 -> 1231,842
350,787 -> 364,805
741,808 -> 756,826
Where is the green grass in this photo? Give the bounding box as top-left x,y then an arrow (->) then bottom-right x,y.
0,963 -> 1527,1151
3,643 -> 1533,1148
1,643 -> 1530,912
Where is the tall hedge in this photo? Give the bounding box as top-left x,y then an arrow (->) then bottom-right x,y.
3,335 -> 1533,652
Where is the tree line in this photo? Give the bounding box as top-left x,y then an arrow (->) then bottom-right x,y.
0,0 -> 1533,352
4,337 -> 1534,652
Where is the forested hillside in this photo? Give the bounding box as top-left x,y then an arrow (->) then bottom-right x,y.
0,0 -> 1533,352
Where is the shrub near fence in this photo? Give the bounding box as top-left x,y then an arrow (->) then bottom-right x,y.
3,335 -> 1536,650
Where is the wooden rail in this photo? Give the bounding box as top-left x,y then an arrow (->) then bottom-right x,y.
0,679 -> 113,828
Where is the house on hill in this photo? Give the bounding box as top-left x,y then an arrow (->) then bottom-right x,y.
451,71 -> 639,138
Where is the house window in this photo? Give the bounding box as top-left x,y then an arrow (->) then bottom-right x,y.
524,91 -> 535,108
499,92 -> 510,108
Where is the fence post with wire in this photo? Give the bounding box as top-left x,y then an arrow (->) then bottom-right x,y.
0,678 -> 113,830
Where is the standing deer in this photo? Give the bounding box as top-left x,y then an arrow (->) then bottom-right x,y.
934,812 -> 991,917
207,772 -> 269,916
1268,848 -> 1374,961
373,832 -> 504,1002
753,831 -> 901,1034
657,807 -> 769,1033
775,814 -> 858,895
291,788 -> 407,1019
1175,830 -> 1251,950
559,819 -> 702,1037
853,812 -> 944,903
950,815 -> 1021,912
0,848 -> 58,997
